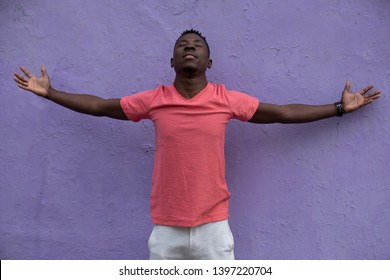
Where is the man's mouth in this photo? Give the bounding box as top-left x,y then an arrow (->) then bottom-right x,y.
183,54 -> 197,60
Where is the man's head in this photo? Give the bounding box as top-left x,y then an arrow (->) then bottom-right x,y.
175,29 -> 210,57
171,29 -> 212,75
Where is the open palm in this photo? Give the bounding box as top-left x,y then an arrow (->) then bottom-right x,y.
341,80 -> 381,113
14,65 -> 51,97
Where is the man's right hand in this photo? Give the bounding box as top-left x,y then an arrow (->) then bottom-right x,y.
13,64 -> 128,120
14,65 -> 51,97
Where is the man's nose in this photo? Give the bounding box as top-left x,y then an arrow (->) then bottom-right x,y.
184,45 -> 196,51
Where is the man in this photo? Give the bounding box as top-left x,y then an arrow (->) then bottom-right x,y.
13,29 -> 381,260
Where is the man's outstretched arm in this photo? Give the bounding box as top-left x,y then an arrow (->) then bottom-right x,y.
13,65 -> 128,120
249,81 -> 381,124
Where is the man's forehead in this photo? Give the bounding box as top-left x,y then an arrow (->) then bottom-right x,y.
176,33 -> 206,43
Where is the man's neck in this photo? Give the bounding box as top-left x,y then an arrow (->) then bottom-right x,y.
173,75 -> 208,99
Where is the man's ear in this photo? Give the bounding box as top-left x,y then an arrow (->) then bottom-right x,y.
207,59 -> 213,69
170,58 -> 174,68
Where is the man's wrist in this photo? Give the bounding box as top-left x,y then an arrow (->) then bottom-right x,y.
44,87 -> 54,99
335,102 -> 345,117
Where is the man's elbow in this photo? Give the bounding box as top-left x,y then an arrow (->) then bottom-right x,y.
91,99 -> 107,117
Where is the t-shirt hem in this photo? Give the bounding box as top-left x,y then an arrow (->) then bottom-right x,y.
152,213 -> 229,227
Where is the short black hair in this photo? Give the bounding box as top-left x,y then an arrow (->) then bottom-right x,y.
175,29 -> 210,56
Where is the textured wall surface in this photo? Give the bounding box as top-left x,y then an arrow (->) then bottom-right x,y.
1,0 -> 389,259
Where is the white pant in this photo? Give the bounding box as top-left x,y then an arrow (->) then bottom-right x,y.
148,219 -> 235,260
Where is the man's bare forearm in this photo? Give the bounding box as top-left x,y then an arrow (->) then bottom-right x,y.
45,87 -> 105,116
280,103 -> 338,123
44,87 -> 128,119
249,103 -> 339,124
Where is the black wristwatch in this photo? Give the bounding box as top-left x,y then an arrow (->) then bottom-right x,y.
335,102 -> 345,117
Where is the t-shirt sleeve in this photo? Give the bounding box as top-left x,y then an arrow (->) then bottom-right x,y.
226,90 -> 259,121
120,88 -> 158,122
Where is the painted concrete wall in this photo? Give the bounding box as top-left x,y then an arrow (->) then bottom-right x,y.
1,0 -> 389,259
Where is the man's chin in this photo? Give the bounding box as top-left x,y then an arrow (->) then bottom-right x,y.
182,66 -> 197,73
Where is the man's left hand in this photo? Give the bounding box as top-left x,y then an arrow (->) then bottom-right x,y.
341,80 -> 381,113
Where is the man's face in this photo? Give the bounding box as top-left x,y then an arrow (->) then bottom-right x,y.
171,33 -> 212,74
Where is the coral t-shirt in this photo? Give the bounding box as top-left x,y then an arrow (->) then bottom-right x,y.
120,82 -> 259,226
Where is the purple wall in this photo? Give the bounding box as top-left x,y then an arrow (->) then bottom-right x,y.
1,0 -> 389,259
